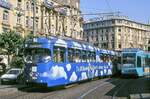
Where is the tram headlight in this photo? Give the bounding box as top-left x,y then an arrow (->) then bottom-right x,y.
43,56 -> 51,63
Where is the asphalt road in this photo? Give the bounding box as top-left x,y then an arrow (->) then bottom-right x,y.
0,77 -> 149,99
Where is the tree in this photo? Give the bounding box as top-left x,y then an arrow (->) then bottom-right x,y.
10,56 -> 24,68
0,31 -> 24,68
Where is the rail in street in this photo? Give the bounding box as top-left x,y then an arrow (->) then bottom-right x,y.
0,77 -> 149,99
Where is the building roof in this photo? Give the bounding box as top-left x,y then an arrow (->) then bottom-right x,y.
84,15 -> 150,26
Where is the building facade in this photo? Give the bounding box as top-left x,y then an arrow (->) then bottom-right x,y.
83,16 -> 150,51
0,0 -> 83,40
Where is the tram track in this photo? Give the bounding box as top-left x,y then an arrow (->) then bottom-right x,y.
0,85 -> 37,99
0,85 -> 63,99
0,78 -> 123,99
0,85 -> 18,89
112,79 -> 133,99
78,78 -> 119,99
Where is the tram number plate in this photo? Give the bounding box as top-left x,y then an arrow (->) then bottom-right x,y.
32,67 -> 37,72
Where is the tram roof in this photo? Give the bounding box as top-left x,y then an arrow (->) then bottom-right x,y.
122,48 -> 144,53
26,37 -> 115,55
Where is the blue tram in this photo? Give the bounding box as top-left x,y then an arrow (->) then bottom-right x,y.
23,37 -> 115,87
121,48 -> 150,77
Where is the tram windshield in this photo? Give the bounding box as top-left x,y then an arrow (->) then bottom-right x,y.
122,53 -> 136,68
24,48 -> 51,63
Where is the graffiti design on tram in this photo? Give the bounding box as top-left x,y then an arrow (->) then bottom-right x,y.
23,37 -> 116,87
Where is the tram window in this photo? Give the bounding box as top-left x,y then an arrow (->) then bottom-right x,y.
109,55 -> 113,62
107,55 -> 111,62
99,54 -> 104,62
102,54 -> 107,62
137,56 -> 141,67
82,51 -> 87,62
24,48 -> 51,63
87,52 -> 90,62
75,49 -> 81,63
105,55 -> 110,62
101,54 -> 109,62
87,51 -> 94,62
91,52 -> 96,62
53,47 -> 66,63
68,48 -> 75,63
103,54 -> 107,62
145,57 -> 150,66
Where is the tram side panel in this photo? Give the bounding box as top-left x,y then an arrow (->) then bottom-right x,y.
23,38 -> 114,87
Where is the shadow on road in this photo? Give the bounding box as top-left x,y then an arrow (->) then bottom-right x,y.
18,84 -> 65,93
105,77 -> 150,98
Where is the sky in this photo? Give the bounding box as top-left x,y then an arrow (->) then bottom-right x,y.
80,0 -> 150,23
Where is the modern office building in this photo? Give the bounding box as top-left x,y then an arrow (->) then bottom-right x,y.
83,15 -> 150,51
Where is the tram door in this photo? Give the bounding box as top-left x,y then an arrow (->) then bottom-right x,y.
144,55 -> 150,75
136,56 -> 142,68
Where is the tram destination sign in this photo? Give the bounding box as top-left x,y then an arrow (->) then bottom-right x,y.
25,43 -> 42,48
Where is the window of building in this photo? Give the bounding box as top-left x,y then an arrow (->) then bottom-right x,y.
31,3 -> 34,11
112,34 -> 114,41
103,36 -> 106,41
102,43 -> 108,49
106,35 -> 108,40
112,43 -> 114,49
36,7 -> 38,13
26,16 -> 29,26
118,44 -> 121,49
102,22 -> 104,25
17,0 -> 22,8
112,20 -> 115,24
35,18 -> 38,28
17,15 -> 21,24
106,29 -> 109,32
96,37 -> 98,41
118,28 -> 121,32
3,10 -> 9,21
117,20 -> 122,23
102,37 -> 103,41
26,2 -> 29,10
96,23 -> 99,26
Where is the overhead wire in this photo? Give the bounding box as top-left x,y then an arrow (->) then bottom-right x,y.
105,0 -> 113,12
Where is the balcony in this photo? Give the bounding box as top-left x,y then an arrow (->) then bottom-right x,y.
2,20 -> 10,27
16,23 -> 23,28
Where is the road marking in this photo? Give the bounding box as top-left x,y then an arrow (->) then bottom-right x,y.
0,85 -> 16,89
112,79 -> 131,99
79,79 -> 117,99
130,93 -> 150,99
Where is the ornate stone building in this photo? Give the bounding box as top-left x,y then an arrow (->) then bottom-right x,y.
0,0 -> 83,40
83,16 -> 150,51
